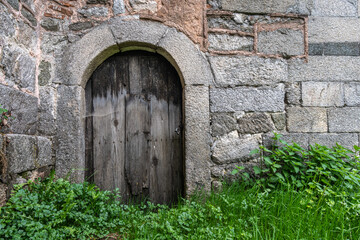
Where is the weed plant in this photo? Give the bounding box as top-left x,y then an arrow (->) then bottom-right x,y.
1,134 -> 360,239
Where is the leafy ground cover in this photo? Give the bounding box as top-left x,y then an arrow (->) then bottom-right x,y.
1,134 -> 360,239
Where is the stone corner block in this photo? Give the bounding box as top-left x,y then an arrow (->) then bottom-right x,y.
184,85 -> 211,195
0,85 -> 38,135
6,134 -> 53,174
55,85 -> 85,183
287,107 -> 327,133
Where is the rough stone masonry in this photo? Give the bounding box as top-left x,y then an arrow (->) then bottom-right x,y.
1,0 -> 360,204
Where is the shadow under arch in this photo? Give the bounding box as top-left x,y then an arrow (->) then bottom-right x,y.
54,18 -> 213,195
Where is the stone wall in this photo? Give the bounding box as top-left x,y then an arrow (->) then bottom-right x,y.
0,0 -> 359,202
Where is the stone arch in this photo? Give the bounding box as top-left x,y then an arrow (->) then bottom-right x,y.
54,18 -> 213,195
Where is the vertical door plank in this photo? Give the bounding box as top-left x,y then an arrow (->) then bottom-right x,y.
167,68 -> 183,201
92,61 -> 116,191
112,55 -> 130,200
125,55 -> 151,202
85,78 -> 94,182
147,56 -> 172,204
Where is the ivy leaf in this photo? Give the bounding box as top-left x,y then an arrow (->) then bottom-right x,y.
253,166 -> 262,175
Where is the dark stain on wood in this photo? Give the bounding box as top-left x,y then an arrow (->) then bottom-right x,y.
85,51 -> 184,204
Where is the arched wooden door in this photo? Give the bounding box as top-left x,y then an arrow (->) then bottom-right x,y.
85,51 -> 184,204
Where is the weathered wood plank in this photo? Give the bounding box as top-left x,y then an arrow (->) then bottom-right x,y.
125,54 -> 151,202
167,68 -> 184,200
85,77 -> 94,182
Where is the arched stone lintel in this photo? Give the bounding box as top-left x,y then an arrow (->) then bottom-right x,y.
56,18 -> 212,89
55,18 -> 213,195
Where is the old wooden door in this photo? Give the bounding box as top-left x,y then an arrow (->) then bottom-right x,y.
85,51 -> 183,204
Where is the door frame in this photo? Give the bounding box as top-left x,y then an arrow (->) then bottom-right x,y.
54,18 -> 213,195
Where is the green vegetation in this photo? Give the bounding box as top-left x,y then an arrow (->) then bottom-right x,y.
1,134 -> 360,239
0,104 -> 12,130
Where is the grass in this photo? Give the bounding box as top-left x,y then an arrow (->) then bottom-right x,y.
2,136 -> 360,239
117,183 -> 360,240
1,177 -> 359,239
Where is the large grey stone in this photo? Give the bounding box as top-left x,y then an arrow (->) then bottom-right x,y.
211,113 -> 237,137
55,85 -> 85,182
210,85 -> 285,112
6,135 -> 52,174
184,86 -> 211,193
237,113 -> 274,134
78,7 -> 109,18
312,0 -> 357,17
209,56 -> 287,86
1,44 -> 36,92
302,82 -> 344,107
0,3 -> 16,38
221,0 -> 313,14
0,85 -> 38,135
309,17 -> 360,43
208,34 -> 253,51
344,83 -> 360,106
38,87 -> 56,135
113,0 -> 125,15
309,133 -> 358,149
258,29 -> 304,56
16,54 -> 36,92
329,108 -> 360,132
287,107 -> 327,133
289,56 -> 360,82
212,134 -> 260,164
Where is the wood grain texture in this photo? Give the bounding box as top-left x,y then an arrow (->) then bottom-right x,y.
85,51 -> 183,204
